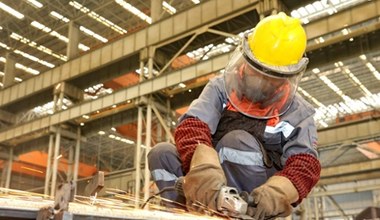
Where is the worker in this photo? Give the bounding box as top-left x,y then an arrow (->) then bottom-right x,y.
148,12 -> 321,219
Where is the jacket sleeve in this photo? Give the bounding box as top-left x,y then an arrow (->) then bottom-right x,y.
174,76 -> 227,173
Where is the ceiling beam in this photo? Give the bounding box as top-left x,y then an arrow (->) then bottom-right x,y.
0,52 -> 230,144
2,0 -> 379,109
318,117 -> 380,148
0,109 -> 15,124
0,0 -> 262,108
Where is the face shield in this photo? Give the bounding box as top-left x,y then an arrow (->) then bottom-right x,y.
224,36 -> 308,119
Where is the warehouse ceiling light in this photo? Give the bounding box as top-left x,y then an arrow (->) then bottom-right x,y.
163,1 -> 176,14
49,11 -> 70,23
10,32 -> 67,61
79,26 -> 108,43
0,2 -> 24,19
0,56 -> 39,75
69,1 -> 127,34
115,0 -> 152,24
0,39 -> 56,68
14,49 -> 55,68
25,0 -> 43,8
30,21 -> 90,51
0,42 -> 10,50
365,62 -> 380,80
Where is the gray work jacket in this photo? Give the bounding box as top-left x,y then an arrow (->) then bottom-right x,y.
179,74 -> 319,166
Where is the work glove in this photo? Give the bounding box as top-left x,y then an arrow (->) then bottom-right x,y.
182,144 -> 226,212
247,176 -> 298,220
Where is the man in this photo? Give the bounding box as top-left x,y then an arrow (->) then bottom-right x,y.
148,12 -> 321,219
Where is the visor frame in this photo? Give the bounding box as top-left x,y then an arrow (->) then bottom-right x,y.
223,46 -> 306,119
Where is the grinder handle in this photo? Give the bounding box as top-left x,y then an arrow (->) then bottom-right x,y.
240,191 -> 255,207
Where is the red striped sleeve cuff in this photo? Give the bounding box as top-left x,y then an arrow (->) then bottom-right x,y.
174,117 -> 212,173
275,153 -> 321,204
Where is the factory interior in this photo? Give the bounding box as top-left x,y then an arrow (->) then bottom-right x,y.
0,0 -> 380,219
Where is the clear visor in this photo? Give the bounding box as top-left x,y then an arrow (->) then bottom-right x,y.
224,47 -> 305,119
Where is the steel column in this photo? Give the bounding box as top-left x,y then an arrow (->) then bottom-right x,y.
143,99 -> 152,203
134,107 -> 143,208
151,0 -> 163,23
73,127 -> 81,192
67,21 -> 80,60
2,53 -> 16,88
67,144 -> 74,181
50,126 -> 61,196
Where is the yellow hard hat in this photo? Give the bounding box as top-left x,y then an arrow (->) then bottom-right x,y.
248,12 -> 307,66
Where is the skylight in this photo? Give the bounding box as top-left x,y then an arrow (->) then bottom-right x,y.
291,0 -> 367,24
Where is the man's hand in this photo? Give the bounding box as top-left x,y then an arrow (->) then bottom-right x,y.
182,144 -> 226,211
247,176 -> 298,220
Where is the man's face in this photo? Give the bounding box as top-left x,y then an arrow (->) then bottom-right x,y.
241,64 -> 286,103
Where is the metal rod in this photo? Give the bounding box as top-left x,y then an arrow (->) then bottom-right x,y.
151,104 -> 174,143
5,147 -> 13,189
73,127 -> 81,195
44,134 -> 54,195
320,185 -> 348,219
207,28 -> 238,39
314,196 -> 319,220
158,32 -> 198,75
